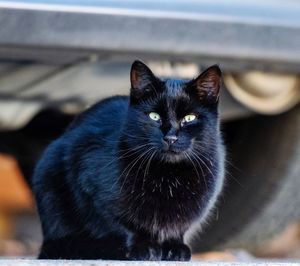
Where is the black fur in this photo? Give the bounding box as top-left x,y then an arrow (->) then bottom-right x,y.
32,60 -> 225,260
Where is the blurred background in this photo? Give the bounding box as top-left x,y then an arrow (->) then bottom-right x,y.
0,0 -> 299,260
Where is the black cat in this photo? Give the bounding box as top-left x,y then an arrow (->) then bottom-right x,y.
32,60 -> 225,261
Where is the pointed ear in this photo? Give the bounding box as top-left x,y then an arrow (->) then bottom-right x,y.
192,65 -> 222,102
130,60 -> 157,101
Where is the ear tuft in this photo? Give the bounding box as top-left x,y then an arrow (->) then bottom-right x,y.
195,65 -> 222,102
130,60 -> 156,101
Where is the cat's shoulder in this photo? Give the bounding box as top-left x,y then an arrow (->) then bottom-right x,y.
67,96 -> 129,131
89,95 -> 129,113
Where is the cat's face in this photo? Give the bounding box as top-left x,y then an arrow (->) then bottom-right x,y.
124,60 -> 221,163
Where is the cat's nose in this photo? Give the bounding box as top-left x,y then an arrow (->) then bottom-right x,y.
163,135 -> 178,145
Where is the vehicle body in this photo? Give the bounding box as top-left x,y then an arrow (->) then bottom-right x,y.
0,0 -> 299,255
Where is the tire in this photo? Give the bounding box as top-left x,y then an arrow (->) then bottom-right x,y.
190,104 -> 300,253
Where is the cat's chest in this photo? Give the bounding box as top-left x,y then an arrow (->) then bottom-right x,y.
120,161 -> 209,205
118,164 -> 210,226
142,171 -> 198,200
117,168 -> 210,240
145,163 -> 206,192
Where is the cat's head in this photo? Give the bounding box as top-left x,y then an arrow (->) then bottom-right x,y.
123,60 -> 221,163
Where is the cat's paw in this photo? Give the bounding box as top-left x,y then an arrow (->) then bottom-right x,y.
162,242 -> 191,261
127,242 -> 162,261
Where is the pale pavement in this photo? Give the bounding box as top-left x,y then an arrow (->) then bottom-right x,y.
1,259 -> 300,266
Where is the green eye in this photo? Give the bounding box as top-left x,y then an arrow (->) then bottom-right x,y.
149,112 -> 160,121
184,114 -> 196,122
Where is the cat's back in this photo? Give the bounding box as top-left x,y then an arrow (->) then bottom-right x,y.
52,95 -> 129,173
32,96 -> 129,241
67,95 -> 129,134
33,95 -> 129,185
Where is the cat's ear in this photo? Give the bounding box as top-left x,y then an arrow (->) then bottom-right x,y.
190,65 -> 222,102
130,60 -> 157,101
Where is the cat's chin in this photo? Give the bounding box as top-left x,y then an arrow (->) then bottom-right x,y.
160,150 -> 184,164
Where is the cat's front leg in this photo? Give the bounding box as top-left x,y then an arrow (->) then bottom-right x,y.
127,233 -> 162,261
161,239 -> 191,261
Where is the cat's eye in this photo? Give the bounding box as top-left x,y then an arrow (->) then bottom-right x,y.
149,112 -> 160,121
184,114 -> 196,122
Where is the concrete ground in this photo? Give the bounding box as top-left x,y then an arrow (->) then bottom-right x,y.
1,259 -> 300,266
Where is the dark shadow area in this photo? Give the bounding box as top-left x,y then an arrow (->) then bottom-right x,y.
0,109 -> 74,186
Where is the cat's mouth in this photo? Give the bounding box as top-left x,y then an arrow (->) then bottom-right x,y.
161,149 -> 181,155
160,149 -> 184,163
160,147 -> 185,163
161,146 -> 181,155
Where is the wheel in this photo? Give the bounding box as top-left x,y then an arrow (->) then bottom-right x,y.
190,104 -> 300,253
